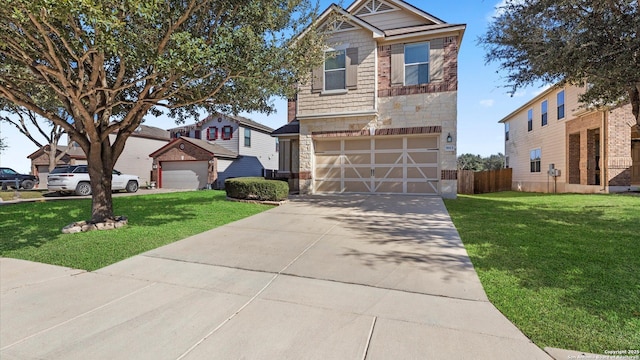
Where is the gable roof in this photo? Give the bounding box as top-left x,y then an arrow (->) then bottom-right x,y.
346,0 -> 445,25
296,4 -> 385,41
132,125 -> 170,140
27,144 -> 86,160
149,137 -> 238,159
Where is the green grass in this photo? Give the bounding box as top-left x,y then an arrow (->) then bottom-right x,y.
444,192 -> 640,353
0,190 -> 271,271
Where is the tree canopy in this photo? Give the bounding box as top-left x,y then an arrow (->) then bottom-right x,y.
0,0 -> 323,222
481,0 -> 640,125
457,153 -> 506,171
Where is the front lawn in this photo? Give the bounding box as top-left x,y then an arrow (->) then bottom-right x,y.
444,192 -> 639,353
0,191 -> 271,271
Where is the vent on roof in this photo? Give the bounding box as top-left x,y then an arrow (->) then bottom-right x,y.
321,19 -> 359,32
339,21 -> 356,30
354,0 -> 396,16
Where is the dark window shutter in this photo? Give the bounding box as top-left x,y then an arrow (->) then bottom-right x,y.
391,44 -> 404,86
194,130 -> 201,139
346,47 -> 359,90
311,66 -> 323,93
429,38 -> 444,82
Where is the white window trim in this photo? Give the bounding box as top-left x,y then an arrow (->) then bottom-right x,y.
404,42 -> 430,86
323,49 -> 346,92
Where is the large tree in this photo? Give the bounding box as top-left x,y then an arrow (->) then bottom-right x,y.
0,0 -> 323,223
481,0 -> 640,126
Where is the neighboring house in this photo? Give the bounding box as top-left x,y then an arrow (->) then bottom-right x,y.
499,84 -> 640,193
150,113 -> 277,189
272,0 -> 465,197
28,125 -> 169,187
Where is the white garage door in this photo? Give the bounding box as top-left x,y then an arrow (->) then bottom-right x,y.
161,161 -> 208,189
314,136 -> 439,194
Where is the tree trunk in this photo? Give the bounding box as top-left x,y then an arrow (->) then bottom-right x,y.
86,139 -> 115,223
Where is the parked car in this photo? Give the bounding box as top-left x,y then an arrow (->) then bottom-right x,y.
47,165 -> 139,195
0,167 -> 39,190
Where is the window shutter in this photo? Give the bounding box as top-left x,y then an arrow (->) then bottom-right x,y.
311,66 -> 323,93
430,38 -> 444,82
346,47 -> 359,90
390,43 -> 404,86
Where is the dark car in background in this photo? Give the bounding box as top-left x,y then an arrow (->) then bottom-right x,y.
0,167 -> 39,190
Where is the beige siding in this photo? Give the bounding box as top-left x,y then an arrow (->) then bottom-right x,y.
357,10 -> 430,30
504,87 -> 572,192
110,134 -> 169,184
297,29 -> 376,116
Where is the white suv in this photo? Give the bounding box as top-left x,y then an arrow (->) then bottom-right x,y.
47,165 -> 139,195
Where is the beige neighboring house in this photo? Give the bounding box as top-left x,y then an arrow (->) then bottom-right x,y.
272,0 -> 465,198
28,125 -> 170,187
499,84 -> 640,193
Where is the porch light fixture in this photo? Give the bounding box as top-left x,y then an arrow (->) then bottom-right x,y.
446,133 -> 453,143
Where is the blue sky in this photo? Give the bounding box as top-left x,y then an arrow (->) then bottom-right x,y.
0,0 -> 547,174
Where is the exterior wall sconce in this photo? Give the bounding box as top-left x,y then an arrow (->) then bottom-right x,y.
446,133 -> 453,143
152,164 -> 158,170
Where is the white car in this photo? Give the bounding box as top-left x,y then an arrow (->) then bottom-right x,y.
47,165 -> 139,195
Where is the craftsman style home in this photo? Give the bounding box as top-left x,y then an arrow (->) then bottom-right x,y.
272,0 -> 465,198
500,84 -> 640,193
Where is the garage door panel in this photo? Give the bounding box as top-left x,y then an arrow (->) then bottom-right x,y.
374,167 -> 403,179
344,181 -> 371,193
375,181 -> 404,193
316,167 -> 341,179
407,167 -> 438,179
316,155 -> 340,165
408,137 -> 438,149
408,151 -> 438,163
316,180 -> 342,192
344,139 -> 370,151
344,167 -> 370,178
408,181 -> 438,194
375,138 -> 403,150
162,161 -> 208,189
375,152 -> 402,164
344,154 -> 370,165
315,140 -> 341,152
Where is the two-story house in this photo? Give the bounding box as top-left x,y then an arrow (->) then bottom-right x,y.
150,113 -> 278,189
272,0 -> 465,198
499,84 -> 639,193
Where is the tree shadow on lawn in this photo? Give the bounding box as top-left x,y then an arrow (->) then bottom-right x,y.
0,192 -> 225,253
444,194 -> 640,348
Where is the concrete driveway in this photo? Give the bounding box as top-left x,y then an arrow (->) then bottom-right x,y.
1,195 -> 551,360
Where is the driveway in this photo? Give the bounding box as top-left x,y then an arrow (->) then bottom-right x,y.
1,195 -> 550,359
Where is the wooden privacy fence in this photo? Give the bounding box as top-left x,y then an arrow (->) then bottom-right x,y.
457,168 -> 512,194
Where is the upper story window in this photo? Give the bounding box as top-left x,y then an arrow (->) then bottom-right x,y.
222,125 -> 233,140
275,138 -> 279,152
505,123 -> 510,141
527,109 -> 533,132
541,100 -> 548,126
324,50 -> 346,91
557,90 -> 565,119
244,128 -> 251,147
207,126 -> 218,140
530,148 -> 541,173
404,42 -> 429,86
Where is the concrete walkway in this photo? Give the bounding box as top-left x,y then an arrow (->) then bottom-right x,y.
1,195 -> 551,359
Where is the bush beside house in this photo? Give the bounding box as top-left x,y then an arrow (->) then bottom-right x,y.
225,177 -> 289,201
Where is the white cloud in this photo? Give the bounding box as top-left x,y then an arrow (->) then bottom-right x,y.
513,91 -> 526,97
488,0 -> 524,21
480,99 -> 495,107
533,84 -> 552,96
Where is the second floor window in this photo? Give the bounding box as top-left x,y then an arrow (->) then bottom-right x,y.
541,100 -> 548,126
324,50 -> 345,91
404,42 -> 429,85
207,127 -> 218,140
505,123 -> 510,141
557,90 -> 565,119
244,128 -> 251,147
222,126 -> 233,140
527,109 -> 533,131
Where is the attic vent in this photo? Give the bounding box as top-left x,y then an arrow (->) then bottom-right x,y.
338,21 -> 356,30
354,0 -> 396,16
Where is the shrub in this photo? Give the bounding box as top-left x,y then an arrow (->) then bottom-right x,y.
225,177 -> 289,201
